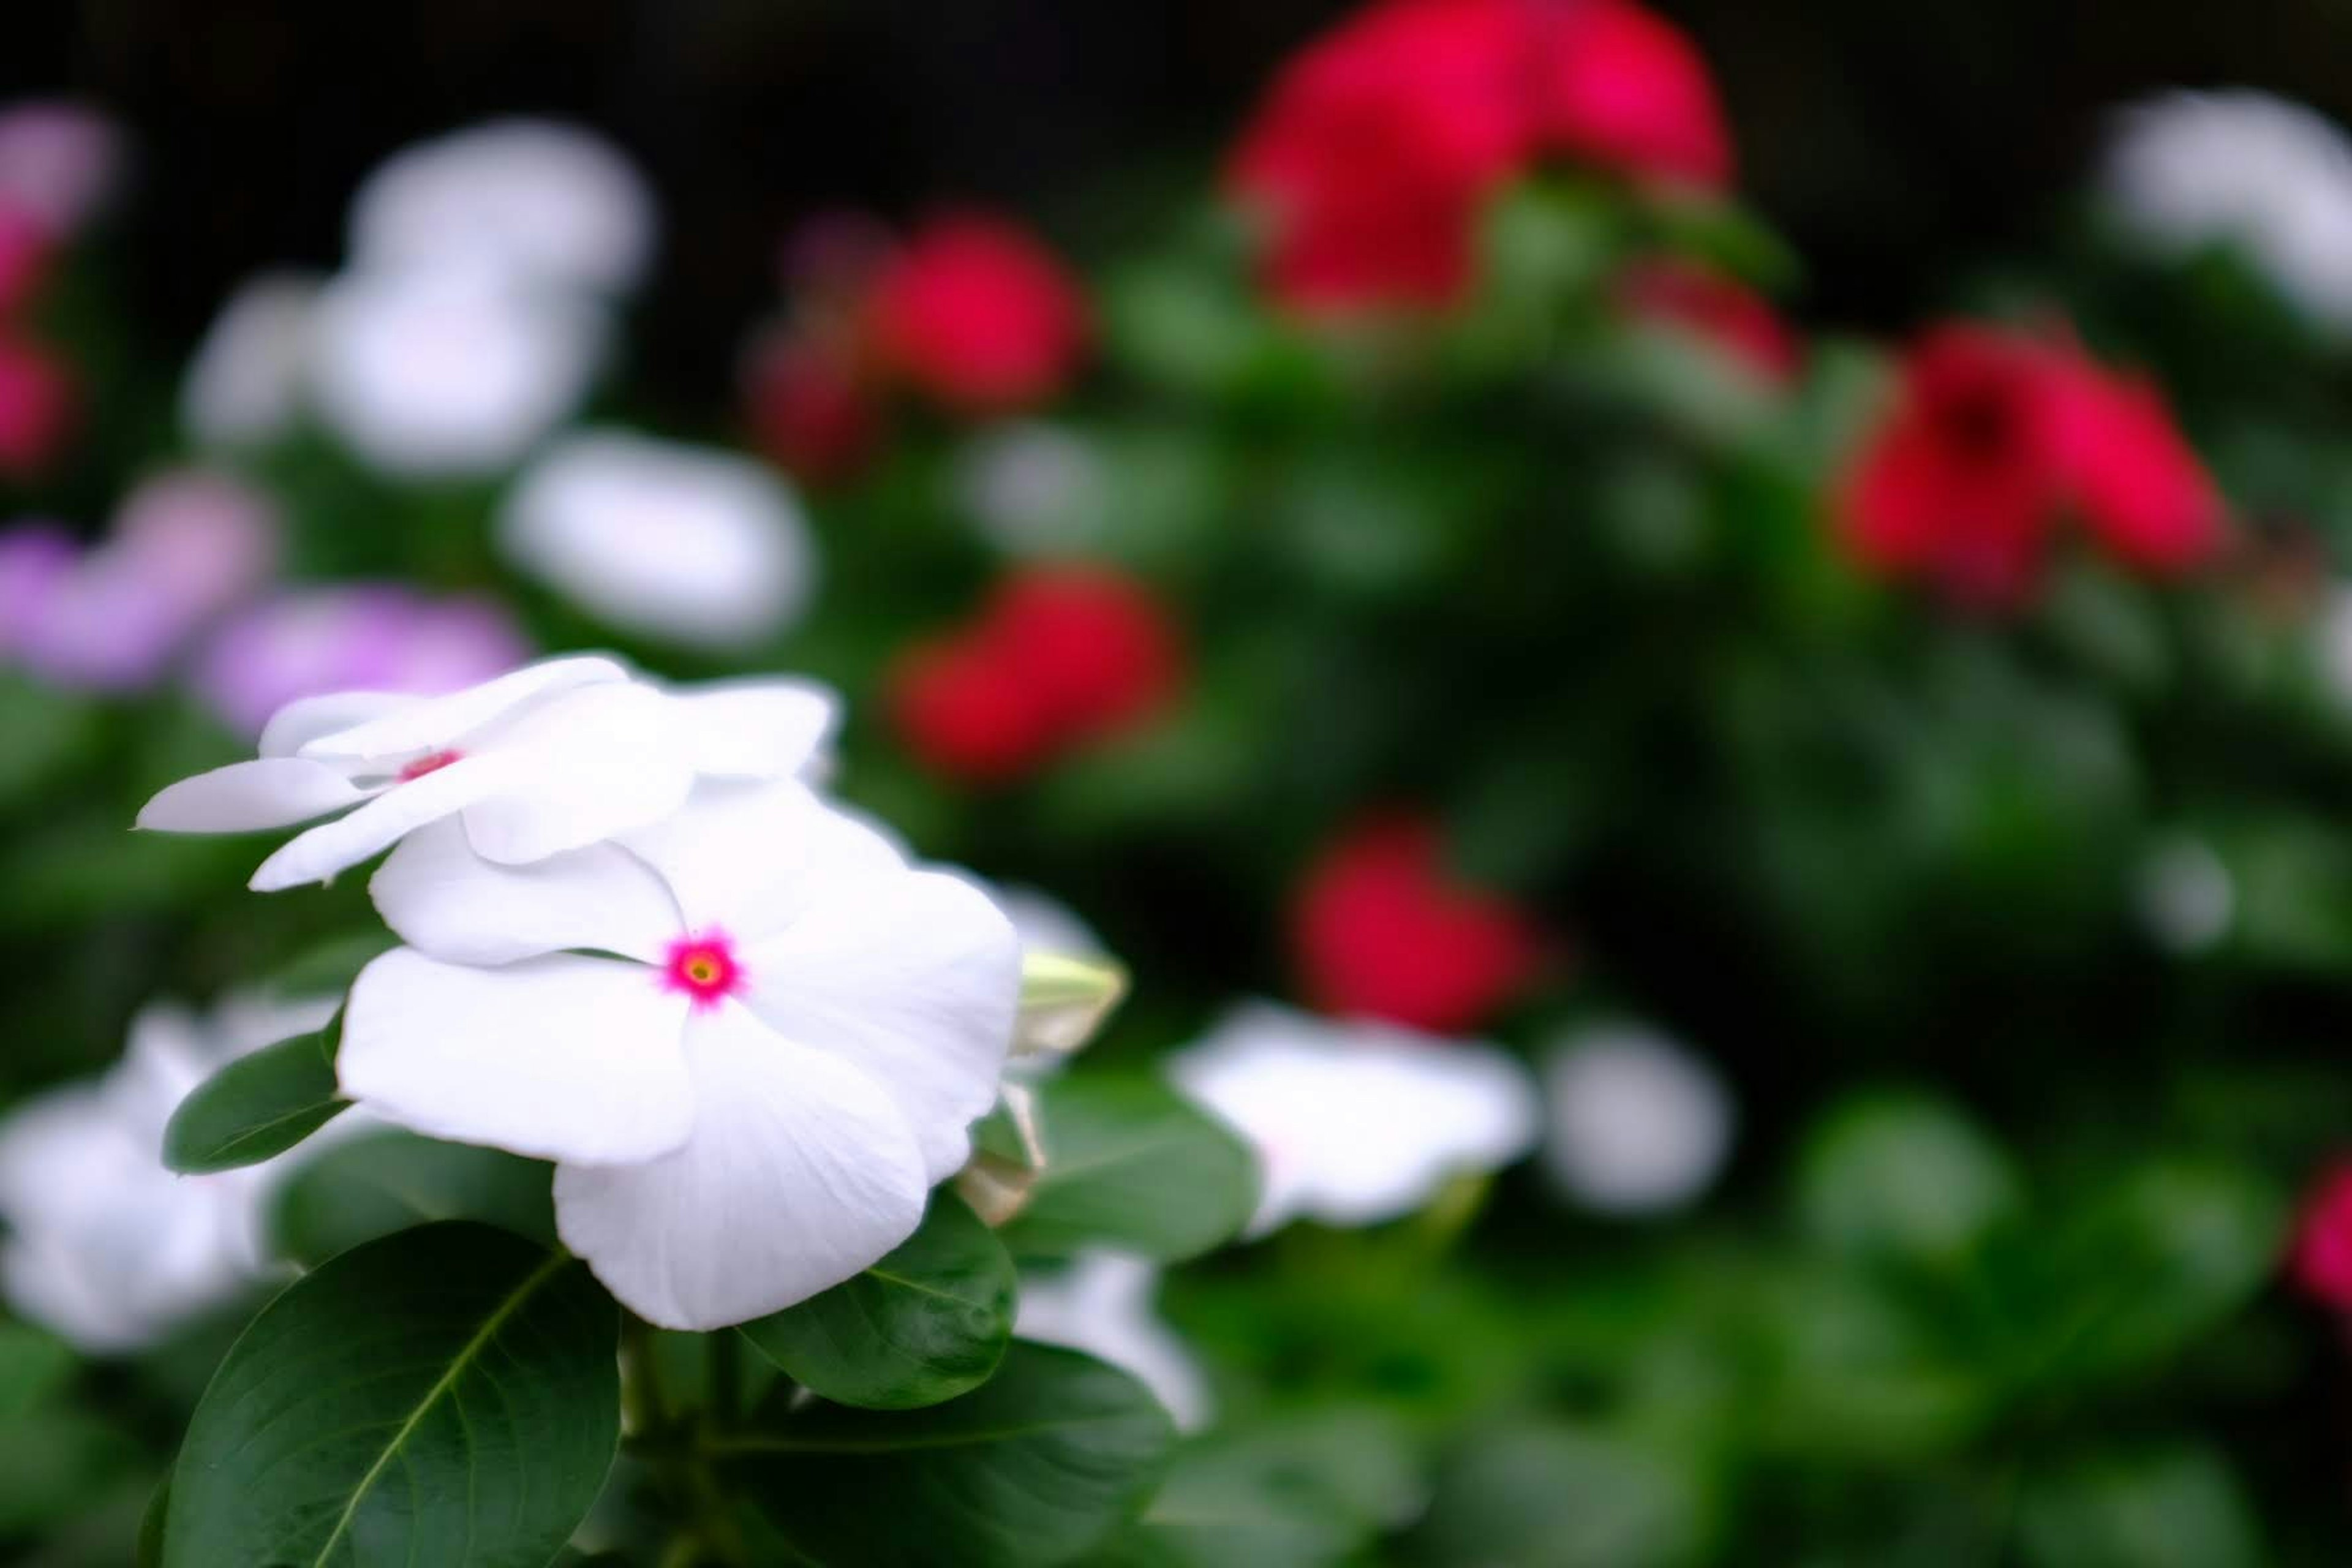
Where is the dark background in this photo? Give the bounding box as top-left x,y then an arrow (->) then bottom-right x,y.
9,0 -> 2350,402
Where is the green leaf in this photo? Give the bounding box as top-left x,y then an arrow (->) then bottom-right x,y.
2021,1162 -> 2287,1387
1088,1411 -> 1420,1568
263,932 -> 398,1000
2018,1443 -> 2265,1568
724,1343 -> 1175,1567
1414,1425 -> 1717,1568
268,1126 -> 557,1267
162,1223 -> 619,1568
0,1322 -> 75,1419
138,1477 -> 169,1568
1796,1093 -> 2022,1268
161,1016 -> 348,1174
1001,1077 -> 1258,1264
738,1190 -> 1015,1409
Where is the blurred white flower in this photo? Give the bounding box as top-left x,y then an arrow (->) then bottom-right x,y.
2136,834 -> 2235,955
1017,1251 -> 1211,1431
181,272 -> 323,450
341,780 -> 1020,1329
954,423 -> 1108,556
1539,1023 -> 1733,1216
1167,1001 -> 1540,1235
0,100 -> 121,238
311,263 -> 606,477
140,655 -> 838,890
499,431 -> 816,650
2101,91 -> 2352,333
0,993 -> 333,1353
349,119 -> 655,298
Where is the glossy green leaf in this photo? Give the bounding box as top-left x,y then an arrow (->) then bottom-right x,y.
738,1190 -> 1014,1409
724,1343 -> 1175,1567
1001,1077 -> 1257,1263
160,1016 -> 347,1174
263,932 -> 398,1000
267,1126 -> 557,1267
162,1222 -> 619,1568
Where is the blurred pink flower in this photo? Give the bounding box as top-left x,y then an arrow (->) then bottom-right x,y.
0,100 -> 121,239
192,585 -> 531,737
1,470 -> 280,691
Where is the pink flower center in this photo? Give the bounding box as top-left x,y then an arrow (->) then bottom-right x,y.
397,748 -> 463,783
663,931 -> 745,1009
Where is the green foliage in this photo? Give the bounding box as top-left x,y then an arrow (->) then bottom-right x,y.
160,1014 -> 348,1173
718,1343 -> 1176,1567
160,1223 -> 619,1568
739,1189 -> 1016,1409
267,1126 -> 557,1266
1000,1077 -> 1259,1263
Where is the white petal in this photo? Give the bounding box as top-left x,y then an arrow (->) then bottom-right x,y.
248,751 -> 518,891
742,870 -> 1020,1182
620,781 -> 905,938
371,818 -> 679,966
554,1003 -> 929,1330
258,690 -> 420,758
136,758 -> 371,834
341,948 -> 693,1166
498,431 -> 814,650
1169,1003 -> 1541,1234
456,681 -> 696,864
666,678 -> 838,778
1016,1252 -> 1212,1432
295,654 -> 627,763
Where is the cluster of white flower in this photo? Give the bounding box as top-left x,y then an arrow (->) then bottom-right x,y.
181,119 -> 653,475
137,655 -> 1023,1331
0,994 -> 334,1352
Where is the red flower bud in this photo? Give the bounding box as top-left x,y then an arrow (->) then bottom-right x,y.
867,214 -> 1088,417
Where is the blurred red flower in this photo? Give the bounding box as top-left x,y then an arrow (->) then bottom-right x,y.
867,215 -> 1089,416
1229,0 -> 1735,312
1532,0 -> 1733,190
0,333 -> 73,478
1229,0 -> 1537,311
1839,323 -> 2222,603
745,336 -> 884,489
2291,1163 -> 2352,1309
1616,258 -> 1798,380
887,633 -> 1062,786
982,565 -> 1185,739
1293,814 -> 1542,1034
890,564 -> 1185,785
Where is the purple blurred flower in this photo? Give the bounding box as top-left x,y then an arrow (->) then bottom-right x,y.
0,472 -> 279,691
0,524 -> 75,654
0,100 -> 122,239
1,470 -> 281,692
192,584 -> 532,737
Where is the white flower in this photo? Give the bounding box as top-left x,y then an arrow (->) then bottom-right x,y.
338,780 -> 1020,1329
1539,1023 -> 1733,1216
1167,1002 -> 1539,1235
181,272 -> 323,450
137,655 -> 837,891
0,994 -> 333,1352
499,431 -> 816,650
311,262 -> 606,477
349,119 -> 655,298
2100,91 -> 2352,333
1017,1251 -> 1211,1431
